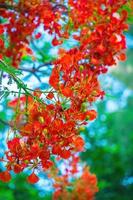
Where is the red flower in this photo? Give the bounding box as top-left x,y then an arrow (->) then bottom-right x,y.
0,170 -> 11,182
49,67 -> 59,89
7,138 -> 20,151
119,53 -> 126,61
60,149 -> 71,159
14,164 -> 24,174
0,25 -> 4,34
73,136 -> 84,151
46,92 -> 54,99
27,172 -> 39,184
85,110 -> 97,121
52,37 -> 62,46
0,0 -> 128,191
35,32 -> 41,39
42,160 -> 53,169
0,39 -> 4,48
61,86 -> 73,97
0,54 -> 3,60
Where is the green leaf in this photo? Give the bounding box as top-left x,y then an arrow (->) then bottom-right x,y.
0,60 -> 22,76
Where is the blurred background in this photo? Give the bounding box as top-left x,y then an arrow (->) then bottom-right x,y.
0,19 -> 133,200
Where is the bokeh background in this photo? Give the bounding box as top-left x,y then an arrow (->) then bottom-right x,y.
0,21 -> 133,200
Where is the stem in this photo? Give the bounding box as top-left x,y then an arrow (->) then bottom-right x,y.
0,118 -> 12,128
0,60 -> 44,104
0,3 -> 19,12
0,70 -> 3,84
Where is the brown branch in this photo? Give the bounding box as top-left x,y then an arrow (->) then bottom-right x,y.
19,63 -> 52,82
37,62 -> 53,69
0,118 -> 12,128
0,118 -> 28,133
19,62 -> 52,73
53,4 -> 68,14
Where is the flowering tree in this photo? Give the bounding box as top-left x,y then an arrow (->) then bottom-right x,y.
0,0 -> 132,199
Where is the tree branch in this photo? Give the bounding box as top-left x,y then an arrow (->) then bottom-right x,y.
0,3 -> 19,12
0,59 -> 45,104
0,118 -> 12,128
19,62 -> 52,82
53,4 -> 68,14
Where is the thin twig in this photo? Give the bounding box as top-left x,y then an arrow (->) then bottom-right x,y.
0,118 -> 12,127
19,65 -> 51,82
0,60 -> 44,104
0,3 -> 19,12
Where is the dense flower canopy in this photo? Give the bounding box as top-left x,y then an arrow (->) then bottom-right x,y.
0,0 -> 131,199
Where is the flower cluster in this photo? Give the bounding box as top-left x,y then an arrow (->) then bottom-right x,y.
5,90 -> 93,174
0,0 -> 67,66
0,1 -> 129,199
52,156 -> 98,200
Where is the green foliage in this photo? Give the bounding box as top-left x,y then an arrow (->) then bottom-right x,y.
0,174 -> 52,200
124,2 -> 133,24
81,95 -> 133,200
112,48 -> 133,89
0,60 -> 22,76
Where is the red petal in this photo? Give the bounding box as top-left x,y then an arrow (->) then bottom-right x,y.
52,37 -> 62,46
14,164 -> 24,174
86,110 -> 97,121
73,136 -> 84,151
0,170 -> 11,182
61,87 -> 73,97
119,53 -> 126,61
35,32 -> 41,39
60,149 -> 71,159
46,92 -> 54,99
27,172 -> 39,184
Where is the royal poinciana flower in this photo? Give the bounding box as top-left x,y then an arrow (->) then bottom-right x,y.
0,0 -> 67,66
27,172 -> 39,184
4,90 -> 94,176
0,170 -> 11,183
0,1 -> 130,199
52,156 -> 98,200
